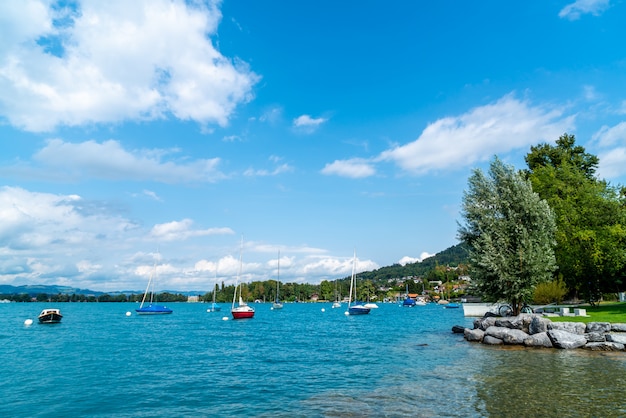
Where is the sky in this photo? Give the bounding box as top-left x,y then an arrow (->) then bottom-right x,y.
1,0 -> 626,292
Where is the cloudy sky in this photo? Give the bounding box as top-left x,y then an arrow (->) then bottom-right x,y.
1,0 -> 625,292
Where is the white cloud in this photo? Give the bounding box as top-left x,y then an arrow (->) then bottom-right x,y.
321,158 -> 376,178
597,147 -> 626,179
150,219 -> 233,241
0,0 -> 259,132
293,114 -> 327,133
592,122 -> 626,147
398,252 -> 435,266
243,164 -> 293,177
0,139 -> 227,183
378,94 -> 573,175
592,122 -> 626,179
559,0 -> 610,20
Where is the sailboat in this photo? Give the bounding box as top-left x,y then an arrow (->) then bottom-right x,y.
207,263 -> 221,312
136,256 -> 173,315
402,283 -> 416,307
231,238 -> 255,319
345,250 -> 370,315
332,279 -> 341,308
272,251 -> 284,310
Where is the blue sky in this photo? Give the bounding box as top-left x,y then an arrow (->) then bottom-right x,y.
1,0 -> 626,292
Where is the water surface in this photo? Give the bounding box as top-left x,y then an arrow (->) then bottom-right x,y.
1,302 -> 624,417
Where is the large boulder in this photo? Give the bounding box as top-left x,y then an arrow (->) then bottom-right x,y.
548,321 -> 586,335
483,335 -> 503,345
606,334 -> 626,344
524,332 -> 553,348
495,316 -> 523,330
528,316 -> 550,335
485,326 -> 529,345
464,328 -> 484,342
584,332 -> 606,343
452,325 -> 466,334
583,342 -> 625,351
474,316 -> 497,331
611,323 -> 626,332
585,322 -> 611,333
547,329 -> 587,349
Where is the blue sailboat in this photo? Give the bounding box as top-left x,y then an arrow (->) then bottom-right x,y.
346,250 -> 370,315
136,258 -> 172,315
402,284 -> 416,307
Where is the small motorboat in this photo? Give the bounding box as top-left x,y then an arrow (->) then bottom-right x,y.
38,308 -> 63,324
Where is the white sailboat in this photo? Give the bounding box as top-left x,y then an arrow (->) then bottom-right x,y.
345,250 -> 370,315
207,262 -> 221,312
332,278 -> 341,308
272,251 -> 284,310
231,237 -> 255,319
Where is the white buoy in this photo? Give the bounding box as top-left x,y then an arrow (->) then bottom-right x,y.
24,319 -> 33,326
206,309 -> 211,313
125,311 -> 131,317
222,316 -> 229,321
321,308 -> 325,312
344,311 -> 349,316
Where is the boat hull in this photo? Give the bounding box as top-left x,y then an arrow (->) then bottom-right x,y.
402,298 -> 416,307
232,310 -> 255,319
38,309 -> 62,324
231,305 -> 255,319
135,304 -> 173,315
348,305 -> 370,315
272,302 -> 284,309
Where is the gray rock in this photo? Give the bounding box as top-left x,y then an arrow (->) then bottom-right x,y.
495,317 -> 523,330
485,326 -> 529,345
583,342 -> 625,351
483,335 -> 503,345
548,321 -> 586,335
547,329 -> 587,349
474,316 -> 497,331
464,328 -> 484,342
606,334 -> 626,344
529,316 -> 550,335
611,323 -> 626,332
585,322 -> 611,333
524,332 -> 553,348
452,325 -> 466,334
584,332 -> 606,343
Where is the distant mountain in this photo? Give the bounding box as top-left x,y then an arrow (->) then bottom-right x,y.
0,284 -> 106,296
0,284 -> 209,297
356,242 -> 470,283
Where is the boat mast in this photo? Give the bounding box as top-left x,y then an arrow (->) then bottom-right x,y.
232,236 -> 244,308
139,259 -> 157,309
347,250 -> 356,308
276,250 -> 280,301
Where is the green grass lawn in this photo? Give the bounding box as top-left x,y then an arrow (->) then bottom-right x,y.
549,302 -> 626,323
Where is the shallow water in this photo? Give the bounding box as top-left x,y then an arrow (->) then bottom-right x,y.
1,302 -> 624,417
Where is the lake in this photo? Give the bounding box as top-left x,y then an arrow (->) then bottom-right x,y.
1,302 -> 625,417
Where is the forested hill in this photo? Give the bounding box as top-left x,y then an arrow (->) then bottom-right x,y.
357,242 -> 470,283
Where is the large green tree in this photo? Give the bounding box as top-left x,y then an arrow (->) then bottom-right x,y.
525,133 -> 626,301
458,157 -> 557,314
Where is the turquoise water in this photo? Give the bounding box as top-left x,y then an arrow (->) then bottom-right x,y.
1,302 -> 625,417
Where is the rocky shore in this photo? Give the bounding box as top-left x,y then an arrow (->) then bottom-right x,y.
455,314 -> 626,351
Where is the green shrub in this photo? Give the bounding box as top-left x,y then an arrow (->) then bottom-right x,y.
533,279 -> 567,305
